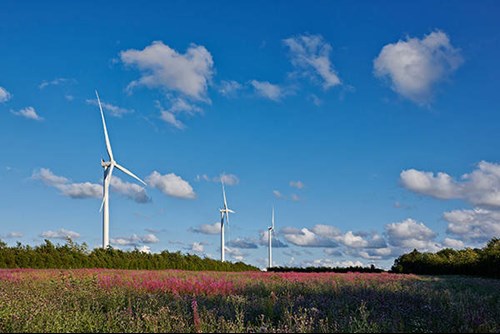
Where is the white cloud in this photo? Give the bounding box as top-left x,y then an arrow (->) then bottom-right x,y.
146,171 -> 196,199
110,176 -> 151,203
0,86 -> 11,102
283,34 -> 341,89
289,180 -> 305,189
282,227 -> 338,247
218,80 -> 243,97
111,233 -> 159,246
374,30 -> 463,105
12,107 -> 43,121
250,80 -> 284,101
196,173 -> 239,186
40,228 -> 80,240
87,99 -> 134,117
258,230 -> 288,248
137,245 -> 151,253
32,168 -> 149,202
443,208 -> 500,242
442,237 -> 465,249
190,222 -> 221,235
228,238 -> 258,249
385,218 -> 440,251
401,161 -> 500,208
5,232 -> 23,238
224,247 -> 246,262
39,78 -> 75,89
190,242 -> 204,253
120,41 -> 214,101
400,169 -> 461,199
32,168 -> 101,199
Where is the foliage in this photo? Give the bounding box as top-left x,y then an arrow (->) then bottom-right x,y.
0,239 -> 258,272
268,265 -> 384,273
0,269 -> 498,332
391,237 -> 500,278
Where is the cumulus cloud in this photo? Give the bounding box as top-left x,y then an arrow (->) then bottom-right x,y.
259,231 -> 288,248
146,171 -> 195,199
224,247 -> 246,262
32,168 -> 101,199
443,208 -> 500,242
40,228 -> 80,240
87,99 -> 134,117
283,34 -> 341,89
0,86 -> 12,102
282,227 -> 339,247
12,107 -> 43,121
111,233 -> 159,246
120,41 -> 214,101
227,238 -> 259,249
385,218 -> 440,252
190,242 -> 205,253
442,237 -> 465,249
189,222 -> 221,235
250,80 -> 284,101
110,176 -> 151,203
374,30 -> 463,105
401,161 -> 500,208
32,168 -> 149,202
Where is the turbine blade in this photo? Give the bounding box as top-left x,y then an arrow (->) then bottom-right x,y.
228,209 -> 235,213
100,164 -> 114,211
222,180 -> 228,209
96,90 -> 114,161
115,162 -> 147,186
272,206 -> 275,230
225,211 -> 230,225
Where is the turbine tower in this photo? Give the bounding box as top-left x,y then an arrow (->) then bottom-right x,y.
268,207 -> 275,268
219,180 -> 235,262
96,90 -> 146,249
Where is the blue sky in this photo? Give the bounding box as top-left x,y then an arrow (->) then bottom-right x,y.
1,0 -> 499,269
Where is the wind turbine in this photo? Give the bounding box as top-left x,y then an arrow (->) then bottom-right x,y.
268,207 -> 275,268
219,180 -> 235,262
96,90 -> 146,249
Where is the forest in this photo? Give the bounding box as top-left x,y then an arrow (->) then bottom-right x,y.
0,239 -> 258,272
391,237 -> 500,278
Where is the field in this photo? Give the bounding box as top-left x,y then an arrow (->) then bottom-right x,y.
0,269 -> 498,333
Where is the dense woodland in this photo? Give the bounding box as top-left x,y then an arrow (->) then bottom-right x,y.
0,239 -> 258,272
391,237 -> 500,278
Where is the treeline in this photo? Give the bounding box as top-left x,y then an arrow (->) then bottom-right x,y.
391,237 -> 500,278
267,265 -> 385,273
0,239 -> 258,272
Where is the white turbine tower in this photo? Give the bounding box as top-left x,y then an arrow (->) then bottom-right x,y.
219,180 -> 235,262
96,90 -> 146,249
268,207 -> 275,268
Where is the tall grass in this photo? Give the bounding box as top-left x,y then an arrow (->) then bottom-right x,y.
0,269 -> 498,332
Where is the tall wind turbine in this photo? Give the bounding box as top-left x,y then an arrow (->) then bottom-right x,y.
219,180 -> 235,262
268,207 -> 275,268
96,90 -> 146,249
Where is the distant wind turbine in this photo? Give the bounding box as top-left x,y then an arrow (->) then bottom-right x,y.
96,90 -> 146,249
219,180 -> 235,262
268,207 -> 275,268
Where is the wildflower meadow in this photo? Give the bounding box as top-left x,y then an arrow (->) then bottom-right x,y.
0,268 -> 498,332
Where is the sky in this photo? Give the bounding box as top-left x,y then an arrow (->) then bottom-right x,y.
1,0 -> 499,270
